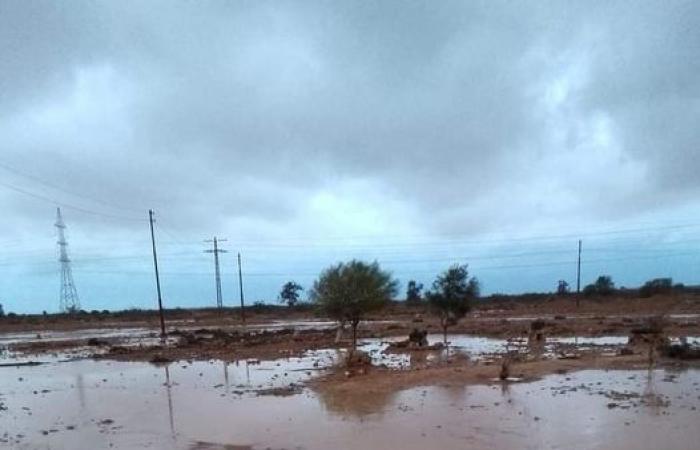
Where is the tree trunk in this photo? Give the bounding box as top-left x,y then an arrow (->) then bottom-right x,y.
441,316 -> 448,345
335,320 -> 345,343
352,320 -> 359,352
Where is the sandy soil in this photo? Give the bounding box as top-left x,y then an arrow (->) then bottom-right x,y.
2,294 -> 700,449
1,292 -> 699,334
3,293 -> 699,392
6,294 -> 700,362
311,350 -> 693,403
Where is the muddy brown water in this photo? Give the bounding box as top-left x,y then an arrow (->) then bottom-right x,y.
2,346 -> 700,450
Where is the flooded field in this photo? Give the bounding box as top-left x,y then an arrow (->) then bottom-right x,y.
2,353 -> 699,450
2,311 -> 700,450
0,320 -> 345,347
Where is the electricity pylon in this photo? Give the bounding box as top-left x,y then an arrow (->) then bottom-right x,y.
204,237 -> 227,308
55,207 -> 80,313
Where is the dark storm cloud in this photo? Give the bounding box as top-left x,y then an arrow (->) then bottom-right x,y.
1,0 -> 699,240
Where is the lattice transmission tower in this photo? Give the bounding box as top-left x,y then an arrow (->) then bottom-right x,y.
55,207 -> 80,313
204,237 -> 227,308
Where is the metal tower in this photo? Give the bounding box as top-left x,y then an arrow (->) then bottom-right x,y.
55,207 -> 80,313
204,237 -> 227,308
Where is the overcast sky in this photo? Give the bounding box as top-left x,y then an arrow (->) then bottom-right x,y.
1,1 -> 699,313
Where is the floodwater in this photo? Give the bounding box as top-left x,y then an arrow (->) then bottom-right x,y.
358,333 -> 696,368
358,334 -> 511,369
549,336 -> 630,346
0,328 -> 156,346
0,319 -> 345,347
2,348 -> 700,450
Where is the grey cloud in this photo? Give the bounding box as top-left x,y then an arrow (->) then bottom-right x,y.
1,0 -> 699,242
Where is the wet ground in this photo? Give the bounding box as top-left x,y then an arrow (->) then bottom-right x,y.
2,354 -> 699,450
1,328 -> 700,450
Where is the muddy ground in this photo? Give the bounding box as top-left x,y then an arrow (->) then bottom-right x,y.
2,294 -> 700,449
5,293 -> 700,361
2,292 -> 699,334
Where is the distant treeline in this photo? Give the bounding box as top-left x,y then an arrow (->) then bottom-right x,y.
484,278 -> 700,302
1,277 -> 697,319
0,302 -> 314,320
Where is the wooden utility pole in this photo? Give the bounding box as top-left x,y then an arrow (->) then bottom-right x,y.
148,209 -> 166,337
576,239 -> 582,307
237,252 -> 246,325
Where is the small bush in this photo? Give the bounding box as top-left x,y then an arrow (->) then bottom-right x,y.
583,275 -> 615,297
582,284 -> 597,297
639,278 -> 673,298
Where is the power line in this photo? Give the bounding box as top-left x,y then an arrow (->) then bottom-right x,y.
99,221 -> 700,249
68,251 -> 700,277
3,242 -> 700,268
215,222 -> 700,247
0,179 -> 144,222
0,160 -> 144,214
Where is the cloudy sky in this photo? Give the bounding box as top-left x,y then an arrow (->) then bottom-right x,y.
1,1 -> 699,313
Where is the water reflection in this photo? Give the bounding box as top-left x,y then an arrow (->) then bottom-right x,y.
75,373 -> 86,410
499,378 -> 512,398
1,359 -> 699,450
165,365 -> 176,440
223,361 -> 229,390
316,383 -> 399,418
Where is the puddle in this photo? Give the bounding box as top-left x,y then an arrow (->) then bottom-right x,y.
5,328 -> 698,375
360,333 -> 691,368
357,334 -> 510,369
247,319 -> 398,332
1,356 -> 699,450
551,336 -> 700,348
668,313 -> 700,320
550,336 -> 630,346
0,327 -> 156,346
0,320 -> 349,347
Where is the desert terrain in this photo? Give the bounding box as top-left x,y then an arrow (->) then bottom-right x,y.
1,294 -> 700,449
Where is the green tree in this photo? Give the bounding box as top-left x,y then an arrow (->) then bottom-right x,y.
639,278 -> 673,298
594,275 -> 615,296
582,283 -> 597,297
426,264 -> 479,344
583,275 -> 615,297
406,280 -> 424,305
278,281 -> 303,307
310,260 -> 398,350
